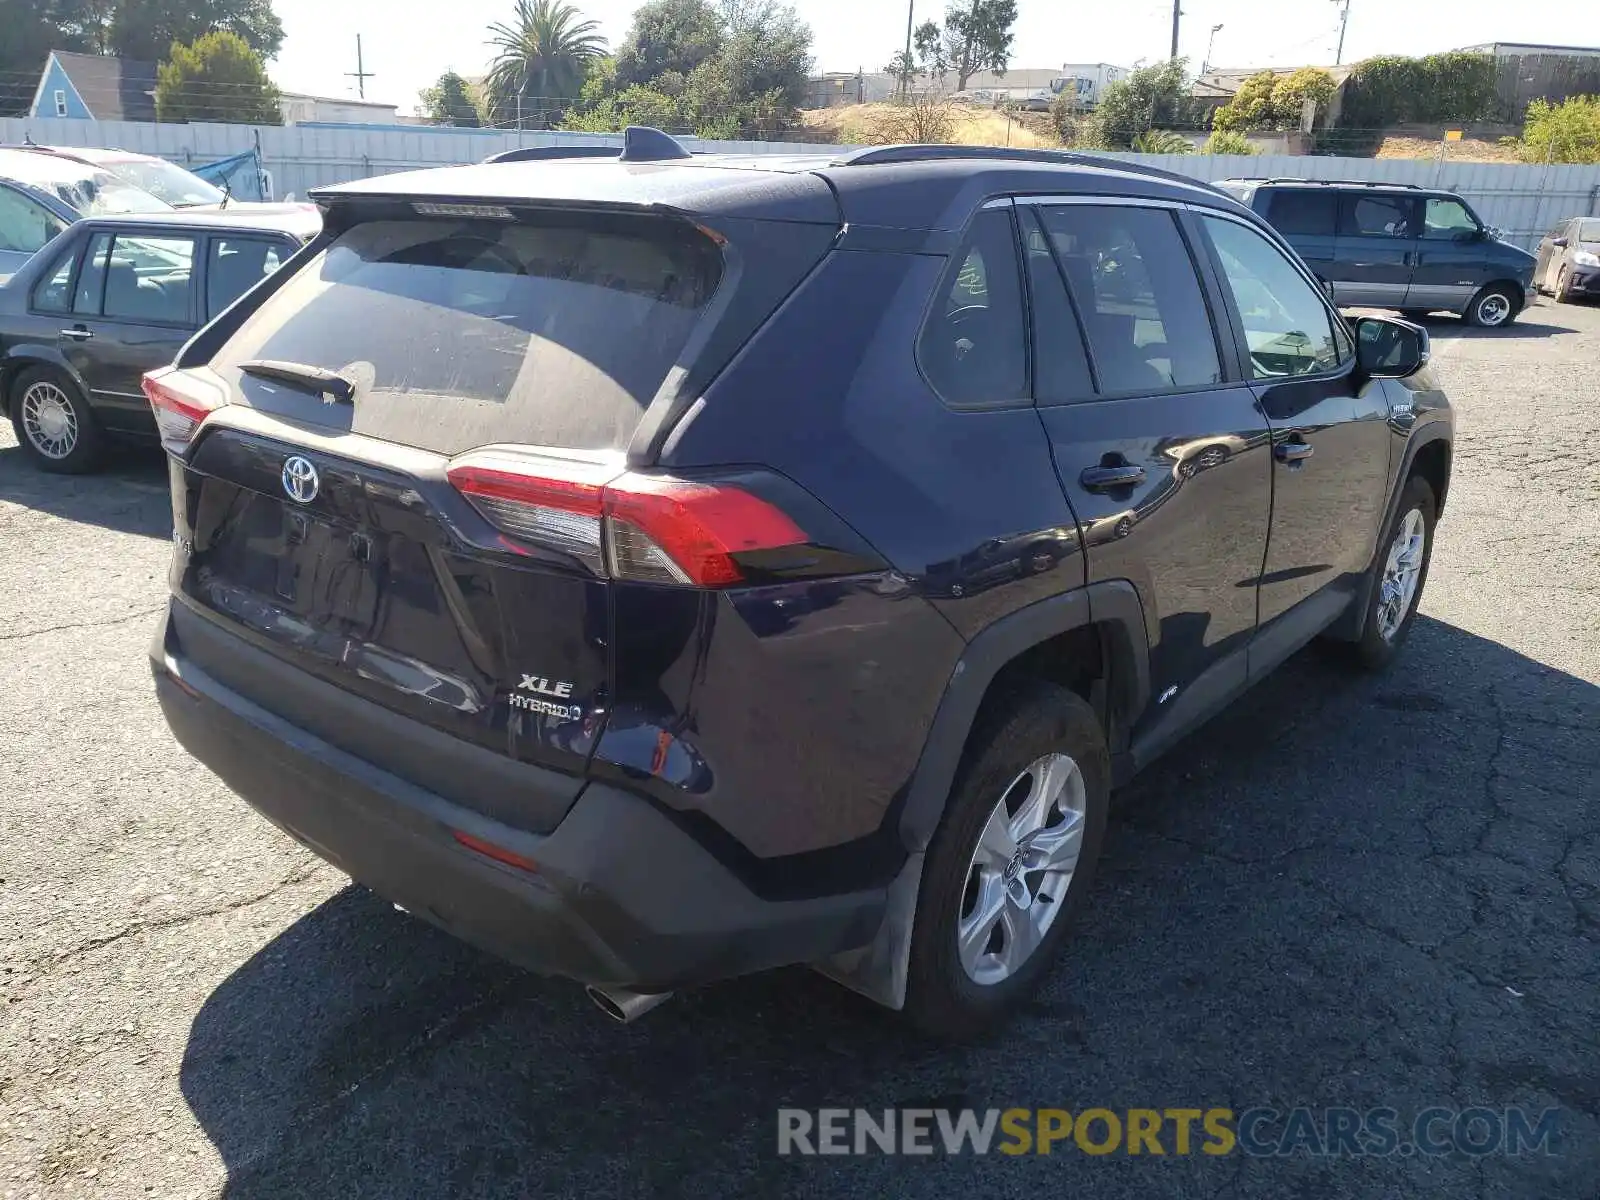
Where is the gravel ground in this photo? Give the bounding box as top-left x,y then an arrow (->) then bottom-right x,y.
1,301 -> 1597,1199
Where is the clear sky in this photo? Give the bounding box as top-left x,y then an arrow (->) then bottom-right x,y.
267,0 -> 1599,114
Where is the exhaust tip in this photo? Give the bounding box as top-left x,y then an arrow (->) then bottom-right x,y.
585,984 -> 673,1024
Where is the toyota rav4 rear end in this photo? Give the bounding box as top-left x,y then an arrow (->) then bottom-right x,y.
148,153 -> 956,999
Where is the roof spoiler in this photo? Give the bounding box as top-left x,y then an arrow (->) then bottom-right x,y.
481,127 -> 694,166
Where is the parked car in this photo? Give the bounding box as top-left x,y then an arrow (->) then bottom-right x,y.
11,144 -> 230,208
147,133 -> 1452,1036
1219,178 -> 1536,328
1533,216 -> 1600,303
2,206 -> 320,471
0,147 -> 171,280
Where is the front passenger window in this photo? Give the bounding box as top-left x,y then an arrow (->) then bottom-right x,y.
918,208 -> 1028,407
1202,216 -> 1342,379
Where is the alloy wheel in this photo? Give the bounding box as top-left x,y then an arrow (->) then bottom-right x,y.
1476,292 -> 1511,327
1376,507 -> 1426,642
20,381 -> 77,460
957,751 -> 1088,986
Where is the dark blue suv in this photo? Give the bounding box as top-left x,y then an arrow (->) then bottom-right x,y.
1220,177 -> 1537,328
149,131 -> 1454,1036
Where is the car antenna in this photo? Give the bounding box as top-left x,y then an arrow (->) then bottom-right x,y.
22,131 -> 34,146
219,178 -> 232,209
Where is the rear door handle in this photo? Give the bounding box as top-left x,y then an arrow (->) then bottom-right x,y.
59,326 -> 92,341
1274,440 -> 1315,464
1079,463 -> 1146,491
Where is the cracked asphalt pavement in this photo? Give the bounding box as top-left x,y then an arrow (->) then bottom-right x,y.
2,302 -> 1598,1199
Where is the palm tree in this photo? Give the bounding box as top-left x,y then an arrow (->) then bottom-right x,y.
486,0 -> 607,129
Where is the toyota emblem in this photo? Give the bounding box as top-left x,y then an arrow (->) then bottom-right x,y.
282,455 -> 319,504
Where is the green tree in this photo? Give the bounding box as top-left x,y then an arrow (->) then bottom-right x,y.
1091,58 -> 1197,148
1131,129 -> 1193,154
1213,67 -> 1335,132
1201,128 -> 1258,155
925,0 -> 1016,91
1210,69 -> 1276,132
1342,52 -> 1496,127
565,0 -> 810,138
155,29 -> 279,123
486,0 -> 607,129
1520,95 -> 1600,164
614,0 -> 722,89
419,70 -> 481,126
113,0 -> 283,62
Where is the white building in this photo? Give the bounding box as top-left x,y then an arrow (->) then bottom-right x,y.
278,92 -> 405,125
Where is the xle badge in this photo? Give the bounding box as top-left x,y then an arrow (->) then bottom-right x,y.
510,674 -> 581,720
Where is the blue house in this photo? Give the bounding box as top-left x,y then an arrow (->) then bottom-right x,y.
30,52 -> 159,121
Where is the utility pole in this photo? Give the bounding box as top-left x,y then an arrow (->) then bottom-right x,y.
346,34 -> 375,100
901,0 -> 915,98
1333,0 -> 1352,66
1202,23 -> 1222,75
1170,0 -> 1182,61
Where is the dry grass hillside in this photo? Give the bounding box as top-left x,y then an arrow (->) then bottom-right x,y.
801,102 -> 1057,149
1377,135 -> 1523,163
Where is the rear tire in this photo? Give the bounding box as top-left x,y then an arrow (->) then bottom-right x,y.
9,367 -> 104,474
1341,474 -> 1437,671
904,682 -> 1109,1039
1464,283 -> 1519,328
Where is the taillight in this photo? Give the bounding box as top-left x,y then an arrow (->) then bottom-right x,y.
142,368 -> 224,454
446,451 -> 806,588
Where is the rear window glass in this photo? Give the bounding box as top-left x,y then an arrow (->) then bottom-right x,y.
213,213 -> 723,454
1266,190 -> 1337,237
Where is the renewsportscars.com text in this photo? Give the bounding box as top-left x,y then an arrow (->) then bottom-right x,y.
777,1106 -> 1562,1158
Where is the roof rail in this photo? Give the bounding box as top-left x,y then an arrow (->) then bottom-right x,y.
482,145 -> 619,164
829,143 -> 1226,194
1260,177 -> 1424,189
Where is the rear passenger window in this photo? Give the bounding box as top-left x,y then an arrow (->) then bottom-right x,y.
918,207 -> 1028,407
74,232 -> 112,314
1022,211 -> 1094,403
206,237 -> 285,319
102,234 -> 194,323
1034,205 -> 1221,395
31,242 -> 80,314
1340,195 -> 1415,238
1266,191 -> 1337,237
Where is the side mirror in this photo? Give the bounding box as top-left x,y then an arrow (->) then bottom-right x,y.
1553,236 -> 1570,249
1355,316 -> 1429,379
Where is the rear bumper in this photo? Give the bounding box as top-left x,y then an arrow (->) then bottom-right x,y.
152,606 -> 885,990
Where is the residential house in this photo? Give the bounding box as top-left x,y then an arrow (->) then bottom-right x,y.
1190,65 -> 1354,128
805,63 -> 1131,110
29,51 -> 158,121
277,92 -> 404,125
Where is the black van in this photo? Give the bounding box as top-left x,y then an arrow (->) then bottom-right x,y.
1219,179 -> 1537,327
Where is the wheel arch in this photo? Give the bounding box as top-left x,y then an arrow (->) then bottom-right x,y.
819,580 -> 1150,1010
898,580 -> 1150,855
1,348 -> 89,418
1326,427 -> 1452,642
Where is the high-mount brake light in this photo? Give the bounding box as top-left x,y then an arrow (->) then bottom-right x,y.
446,452 -> 806,588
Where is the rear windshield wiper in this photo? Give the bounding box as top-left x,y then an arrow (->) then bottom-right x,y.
237,359 -> 355,404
